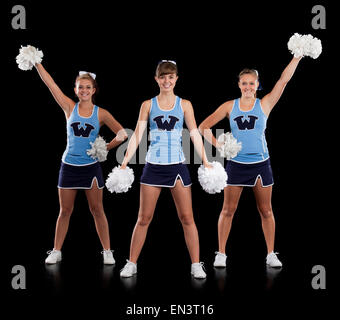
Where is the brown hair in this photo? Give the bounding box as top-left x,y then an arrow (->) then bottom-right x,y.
75,73 -> 98,103
155,61 -> 178,77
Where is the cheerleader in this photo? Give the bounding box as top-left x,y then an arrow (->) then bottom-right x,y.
19,47 -> 128,264
199,57 -> 303,268
119,61 -> 210,278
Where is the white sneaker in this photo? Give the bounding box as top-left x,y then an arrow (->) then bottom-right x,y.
120,260 -> 137,278
45,249 -> 62,264
213,252 -> 227,267
191,262 -> 207,279
102,249 -> 115,265
266,252 -> 282,268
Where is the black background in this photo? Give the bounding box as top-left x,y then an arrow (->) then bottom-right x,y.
4,0 -> 335,318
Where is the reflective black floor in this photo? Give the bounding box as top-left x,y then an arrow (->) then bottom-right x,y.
6,246 -> 332,319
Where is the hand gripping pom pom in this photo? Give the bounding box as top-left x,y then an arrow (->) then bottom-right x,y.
87,136 -> 108,162
287,33 -> 322,59
105,166 -> 134,193
217,132 -> 242,160
198,161 -> 228,194
16,45 -> 44,70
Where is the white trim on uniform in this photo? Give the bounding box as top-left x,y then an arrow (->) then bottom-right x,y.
179,97 -> 184,113
230,157 -> 269,165
77,104 -> 96,119
149,98 -> 154,114
61,159 -> 98,167
145,159 -> 186,165
156,96 -> 176,112
262,136 -> 267,154
230,99 -> 236,114
238,98 -> 257,112
258,99 -> 268,120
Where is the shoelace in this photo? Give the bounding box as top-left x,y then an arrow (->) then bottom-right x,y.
269,252 -> 279,257
267,252 -> 280,261
194,262 -> 206,271
46,249 -> 58,255
120,260 -> 136,272
101,249 -> 114,255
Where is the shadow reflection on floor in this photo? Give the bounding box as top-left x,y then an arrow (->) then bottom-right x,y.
43,261 -> 283,299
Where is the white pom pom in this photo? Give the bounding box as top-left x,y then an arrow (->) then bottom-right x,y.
16,45 -> 44,71
87,136 -> 108,162
217,132 -> 242,160
287,33 -> 304,58
105,166 -> 134,193
303,34 -> 322,59
287,33 -> 322,59
197,161 -> 227,194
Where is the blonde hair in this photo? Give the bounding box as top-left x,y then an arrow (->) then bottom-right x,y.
238,68 -> 259,81
238,69 -> 260,97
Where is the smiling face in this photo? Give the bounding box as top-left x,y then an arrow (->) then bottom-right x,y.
155,73 -> 178,92
238,74 -> 259,99
155,61 -> 178,93
74,78 -> 96,102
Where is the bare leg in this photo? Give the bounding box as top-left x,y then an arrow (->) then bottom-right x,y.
217,186 -> 243,254
85,179 -> 110,250
129,184 -> 162,263
170,180 -> 200,263
253,179 -> 275,254
54,188 -> 77,250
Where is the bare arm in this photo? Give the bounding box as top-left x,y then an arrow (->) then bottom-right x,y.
182,99 -> 210,167
35,63 -> 75,117
198,100 -> 233,148
99,109 -> 128,150
121,101 -> 150,168
261,57 -> 302,116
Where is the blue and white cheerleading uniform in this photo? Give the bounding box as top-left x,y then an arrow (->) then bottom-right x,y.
226,98 -> 274,187
58,103 -> 104,189
140,96 -> 191,187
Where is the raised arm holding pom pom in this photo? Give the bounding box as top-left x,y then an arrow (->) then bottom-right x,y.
198,35 -> 317,268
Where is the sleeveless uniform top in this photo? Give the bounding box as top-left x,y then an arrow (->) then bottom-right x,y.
62,103 -> 100,166
145,96 -> 185,164
229,98 -> 269,163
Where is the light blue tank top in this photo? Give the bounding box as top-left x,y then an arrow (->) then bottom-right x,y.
145,96 -> 185,164
229,98 -> 269,163
62,103 -> 100,166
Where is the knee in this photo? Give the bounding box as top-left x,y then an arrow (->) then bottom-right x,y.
220,205 -> 237,219
137,213 -> 153,227
257,205 -> 273,219
89,203 -> 105,218
178,213 -> 194,226
59,206 -> 73,218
